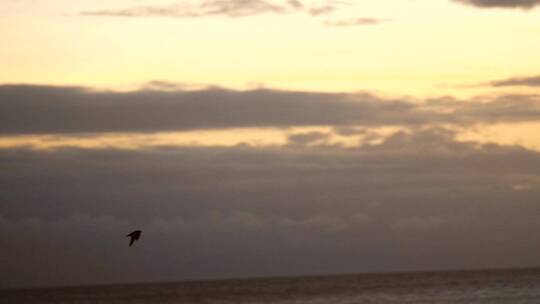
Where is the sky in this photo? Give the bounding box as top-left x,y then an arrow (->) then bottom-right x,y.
1,0 -> 540,289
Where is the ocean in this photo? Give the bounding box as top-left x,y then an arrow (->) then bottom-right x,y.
3,268 -> 540,303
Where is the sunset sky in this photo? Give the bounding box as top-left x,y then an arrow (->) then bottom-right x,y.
2,0 -> 540,289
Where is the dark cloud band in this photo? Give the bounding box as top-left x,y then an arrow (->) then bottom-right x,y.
1,84 -> 540,135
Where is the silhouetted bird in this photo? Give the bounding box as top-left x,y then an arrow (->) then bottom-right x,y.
127,230 -> 142,246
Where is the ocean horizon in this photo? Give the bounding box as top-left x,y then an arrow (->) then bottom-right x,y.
3,267 -> 540,303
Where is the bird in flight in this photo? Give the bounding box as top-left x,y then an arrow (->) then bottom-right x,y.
127,230 -> 142,246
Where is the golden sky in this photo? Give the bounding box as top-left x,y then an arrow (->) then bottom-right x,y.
1,0 -> 540,96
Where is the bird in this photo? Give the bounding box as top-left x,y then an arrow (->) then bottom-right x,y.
126,230 -> 142,246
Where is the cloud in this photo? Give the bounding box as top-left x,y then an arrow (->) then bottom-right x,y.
3,128 -> 540,287
393,216 -> 447,230
140,80 -> 199,91
324,18 -> 388,27
332,126 -> 369,136
307,5 -> 337,15
451,94 -> 540,123
0,84 -> 419,134
80,0 -> 342,18
453,0 -> 540,8
488,75 -> 540,87
287,131 -> 331,145
81,0 -> 287,18
1,84 -> 540,135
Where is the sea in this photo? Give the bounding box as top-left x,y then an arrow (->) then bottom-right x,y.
3,268 -> 540,304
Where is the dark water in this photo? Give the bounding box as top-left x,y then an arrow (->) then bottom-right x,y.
3,268 -> 540,303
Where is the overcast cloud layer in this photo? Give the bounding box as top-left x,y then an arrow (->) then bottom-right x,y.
1,84 -> 540,135
2,128 -> 540,288
2,84 -> 540,288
